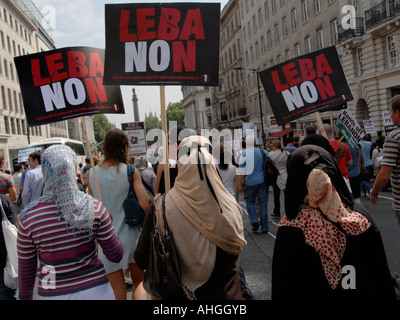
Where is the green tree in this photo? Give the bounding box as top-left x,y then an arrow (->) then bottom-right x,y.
166,102 -> 185,127
92,114 -> 114,143
145,114 -> 161,134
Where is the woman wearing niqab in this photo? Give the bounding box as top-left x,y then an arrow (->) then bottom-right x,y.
272,145 -> 396,300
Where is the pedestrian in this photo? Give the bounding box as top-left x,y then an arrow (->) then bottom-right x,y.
359,134 -> 373,196
216,143 -> 239,200
371,142 -> 383,177
135,135 -> 247,299
134,155 -> 156,200
370,95 -> 400,227
20,151 -> 44,209
272,145 -> 396,299
12,164 -> 23,198
239,140 -> 273,233
269,140 -> 288,218
324,124 -> 353,191
0,194 -> 18,300
0,152 -> 17,203
284,136 -> 297,154
88,128 -> 151,300
17,145 -> 123,300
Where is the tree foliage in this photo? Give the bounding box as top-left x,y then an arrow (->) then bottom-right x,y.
167,102 -> 185,127
92,114 -> 114,143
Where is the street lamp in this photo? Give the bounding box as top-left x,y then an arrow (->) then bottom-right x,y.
233,66 -> 265,147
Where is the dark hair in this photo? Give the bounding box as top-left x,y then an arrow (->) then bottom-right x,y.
218,143 -> 231,170
102,128 -> 129,168
14,163 -> 22,172
29,151 -> 42,164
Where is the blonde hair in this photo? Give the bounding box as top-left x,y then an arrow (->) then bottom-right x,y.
272,139 -> 283,151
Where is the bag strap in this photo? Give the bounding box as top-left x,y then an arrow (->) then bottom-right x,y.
161,194 -> 171,237
127,164 -> 138,199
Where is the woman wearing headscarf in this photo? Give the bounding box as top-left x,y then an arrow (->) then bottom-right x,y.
88,128 -> 151,300
135,135 -> 247,300
17,145 -> 123,300
272,145 -> 396,300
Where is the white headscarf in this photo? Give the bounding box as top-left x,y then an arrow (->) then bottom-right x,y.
20,145 -> 95,238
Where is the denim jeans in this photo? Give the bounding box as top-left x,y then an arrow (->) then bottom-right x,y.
0,270 -> 16,300
244,182 -> 269,232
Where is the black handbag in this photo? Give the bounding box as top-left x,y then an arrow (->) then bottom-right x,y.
143,195 -> 182,298
123,164 -> 146,226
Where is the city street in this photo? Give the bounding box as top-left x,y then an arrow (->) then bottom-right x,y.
237,189 -> 400,300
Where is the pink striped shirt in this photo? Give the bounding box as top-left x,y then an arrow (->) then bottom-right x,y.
17,200 -> 123,300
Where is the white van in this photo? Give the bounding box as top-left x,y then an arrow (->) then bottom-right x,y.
28,138 -> 87,165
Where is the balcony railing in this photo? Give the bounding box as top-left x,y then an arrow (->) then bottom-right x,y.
338,17 -> 365,42
365,0 -> 400,29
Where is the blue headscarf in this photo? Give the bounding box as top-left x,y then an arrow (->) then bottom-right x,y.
20,145 -> 95,237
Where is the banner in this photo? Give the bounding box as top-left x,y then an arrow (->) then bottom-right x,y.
334,109 -> 364,148
382,111 -> 397,135
363,119 -> 376,134
259,46 -> 353,125
17,147 -> 42,163
14,47 -> 124,126
121,122 -> 147,155
104,3 -> 220,86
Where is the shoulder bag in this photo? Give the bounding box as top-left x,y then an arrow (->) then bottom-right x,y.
143,194 -> 181,298
123,164 -> 146,226
1,198 -> 18,289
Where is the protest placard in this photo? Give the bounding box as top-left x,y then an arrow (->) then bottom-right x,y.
104,3 -> 220,86
122,122 -> 147,156
363,119 -> 376,134
335,109 -> 364,148
259,46 -> 353,125
14,47 -> 124,127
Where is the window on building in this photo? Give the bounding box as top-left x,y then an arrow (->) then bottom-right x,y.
302,1 -> 309,23
315,0 -> 321,14
356,47 -> 364,76
295,43 -> 301,57
274,24 -> 280,44
305,36 -> 312,53
1,86 -> 6,110
252,15 -> 257,34
387,34 -> 398,68
331,19 -> 339,45
317,29 -> 324,49
282,17 -> 288,38
4,116 -> 9,134
264,1 -> 270,21
258,9 -> 263,27
272,0 -> 277,14
291,9 -> 298,31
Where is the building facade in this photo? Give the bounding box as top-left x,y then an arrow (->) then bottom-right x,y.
182,0 -> 400,143
337,0 -> 400,133
0,0 -> 96,169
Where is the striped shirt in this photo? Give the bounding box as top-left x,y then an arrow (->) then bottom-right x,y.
0,171 -> 14,194
381,127 -> 400,210
17,200 -> 123,300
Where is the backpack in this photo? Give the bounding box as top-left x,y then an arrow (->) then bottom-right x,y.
259,148 -> 279,187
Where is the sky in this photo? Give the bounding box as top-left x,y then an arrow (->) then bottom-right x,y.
31,0 -> 229,128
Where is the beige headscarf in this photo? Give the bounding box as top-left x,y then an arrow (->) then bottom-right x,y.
155,135 -> 246,299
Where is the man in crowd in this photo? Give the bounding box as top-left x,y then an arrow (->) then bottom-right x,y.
21,151 -> 44,209
239,139 -> 273,234
370,95 -> 400,227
